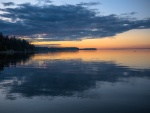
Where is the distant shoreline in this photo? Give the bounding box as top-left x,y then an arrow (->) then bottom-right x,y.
1,48 -> 150,54
79,48 -> 97,50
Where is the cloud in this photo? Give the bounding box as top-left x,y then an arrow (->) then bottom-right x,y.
77,2 -> 101,6
0,2 -> 150,41
121,12 -> 137,16
1,2 -> 15,7
37,0 -> 52,2
36,0 -> 53,4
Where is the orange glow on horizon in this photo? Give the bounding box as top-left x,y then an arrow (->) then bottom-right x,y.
32,29 -> 150,49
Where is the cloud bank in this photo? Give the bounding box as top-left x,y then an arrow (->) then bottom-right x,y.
0,2 -> 150,41
1,2 -> 15,7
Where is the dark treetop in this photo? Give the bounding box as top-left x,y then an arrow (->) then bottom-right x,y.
0,33 -> 34,52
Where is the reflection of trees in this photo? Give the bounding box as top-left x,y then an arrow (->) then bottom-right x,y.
0,59 -> 150,99
0,53 -> 33,71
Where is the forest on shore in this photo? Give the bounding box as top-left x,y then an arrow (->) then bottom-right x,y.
0,33 -> 34,52
0,33 -> 97,53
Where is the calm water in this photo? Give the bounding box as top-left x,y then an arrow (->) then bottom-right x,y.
0,50 -> 150,113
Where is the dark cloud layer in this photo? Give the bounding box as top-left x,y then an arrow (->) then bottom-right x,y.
1,2 -> 15,7
77,2 -> 101,6
37,0 -> 53,4
0,2 -> 150,41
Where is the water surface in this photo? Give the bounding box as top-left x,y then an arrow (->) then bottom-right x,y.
0,50 -> 150,113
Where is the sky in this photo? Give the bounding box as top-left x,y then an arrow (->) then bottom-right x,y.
0,0 -> 150,49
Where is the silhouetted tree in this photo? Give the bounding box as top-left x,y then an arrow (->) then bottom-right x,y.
0,32 -> 34,51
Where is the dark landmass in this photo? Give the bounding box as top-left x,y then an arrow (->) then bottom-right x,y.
80,48 -> 97,50
0,33 -> 34,52
0,33 -> 97,53
35,47 -> 79,53
35,47 -> 97,53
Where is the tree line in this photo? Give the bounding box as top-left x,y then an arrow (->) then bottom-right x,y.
0,33 -> 34,51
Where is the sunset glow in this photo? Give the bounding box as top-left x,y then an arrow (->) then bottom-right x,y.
0,1 -> 150,112
32,29 -> 150,49
0,0 -> 150,49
